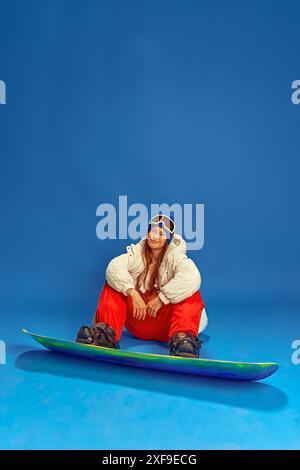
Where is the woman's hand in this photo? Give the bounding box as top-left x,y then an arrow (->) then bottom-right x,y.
126,288 -> 147,320
147,295 -> 163,318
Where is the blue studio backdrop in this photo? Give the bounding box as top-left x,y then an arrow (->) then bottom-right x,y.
0,0 -> 300,450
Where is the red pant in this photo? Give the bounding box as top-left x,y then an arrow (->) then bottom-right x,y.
94,282 -> 204,342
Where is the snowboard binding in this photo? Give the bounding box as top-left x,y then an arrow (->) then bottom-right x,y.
169,332 -> 202,358
76,322 -> 120,349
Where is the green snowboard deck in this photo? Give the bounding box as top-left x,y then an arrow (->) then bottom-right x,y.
23,329 -> 279,381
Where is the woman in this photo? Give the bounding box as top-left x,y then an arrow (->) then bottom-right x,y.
76,214 -> 207,358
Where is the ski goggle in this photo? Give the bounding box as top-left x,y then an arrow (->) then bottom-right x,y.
148,214 -> 176,235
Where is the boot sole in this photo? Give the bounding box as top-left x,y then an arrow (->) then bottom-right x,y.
171,352 -> 199,358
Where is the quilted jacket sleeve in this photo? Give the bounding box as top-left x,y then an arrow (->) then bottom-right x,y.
158,255 -> 201,304
106,253 -> 136,295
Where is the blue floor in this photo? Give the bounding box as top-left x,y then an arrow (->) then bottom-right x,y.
0,301 -> 299,450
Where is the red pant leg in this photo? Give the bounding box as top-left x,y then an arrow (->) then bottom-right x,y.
168,291 -> 204,339
94,282 -> 127,342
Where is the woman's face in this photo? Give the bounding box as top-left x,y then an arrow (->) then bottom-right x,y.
147,226 -> 168,250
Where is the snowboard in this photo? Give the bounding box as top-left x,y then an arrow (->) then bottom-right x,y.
22,329 -> 279,381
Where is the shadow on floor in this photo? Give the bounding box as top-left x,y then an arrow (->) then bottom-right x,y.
15,349 -> 287,412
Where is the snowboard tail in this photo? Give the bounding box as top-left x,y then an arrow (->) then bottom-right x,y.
22,329 -> 278,382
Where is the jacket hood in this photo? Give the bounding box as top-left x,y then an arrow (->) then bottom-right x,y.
166,233 -> 187,254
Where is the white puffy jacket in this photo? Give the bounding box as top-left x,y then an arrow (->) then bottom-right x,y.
105,233 -> 208,333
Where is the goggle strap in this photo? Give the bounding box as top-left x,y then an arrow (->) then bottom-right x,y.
148,221 -> 174,235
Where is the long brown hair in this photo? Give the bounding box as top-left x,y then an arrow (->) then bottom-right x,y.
137,237 -> 169,293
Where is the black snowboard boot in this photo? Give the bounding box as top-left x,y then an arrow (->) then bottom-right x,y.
75,322 -> 120,349
76,325 -> 95,345
169,332 -> 201,358
92,322 -> 120,349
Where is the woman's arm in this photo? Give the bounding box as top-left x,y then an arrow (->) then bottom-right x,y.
106,253 -> 136,295
158,255 -> 201,304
